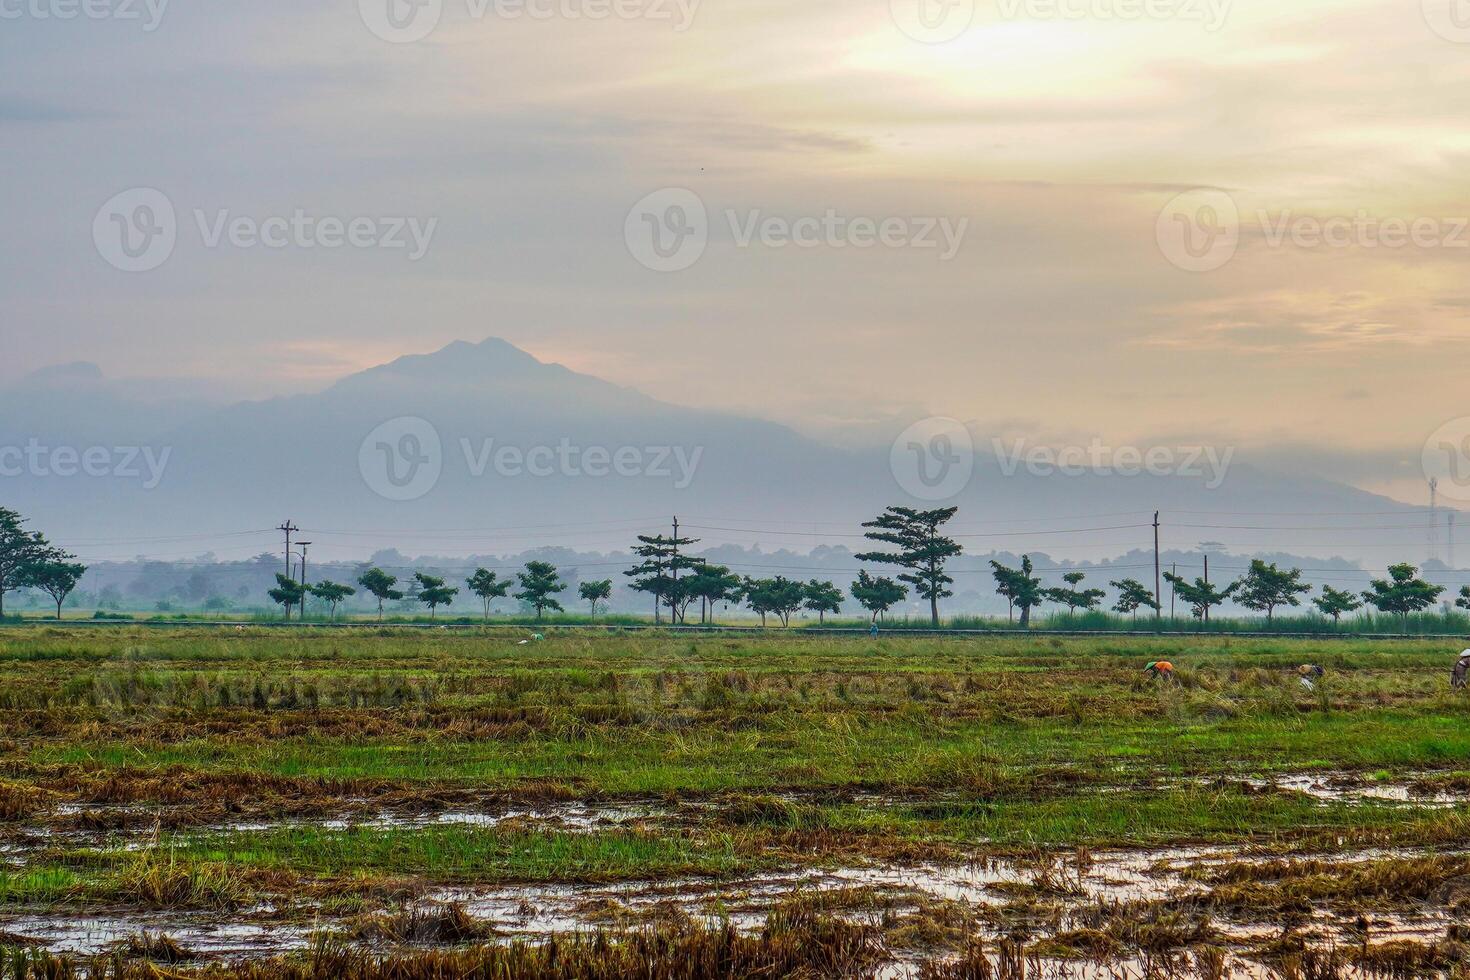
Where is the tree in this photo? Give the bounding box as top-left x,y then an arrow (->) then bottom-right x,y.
1236,560 -> 1312,624
466,568 -> 512,622
802,580 -> 845,624
1110,578 -> 1160,623
1162,571 -> 1240,624
624,533 -> 700,625
309,580 -> 355,621
990,556 -> 1045,627
516,561 -> 566,620
686,564 -> 742,624
267,573 -> 306,620
1313,585 -> 1363,625
1362,563 -> 1444,632
357,568 -> 404,621
0,508 -> 54,619
579,579 -> 613,619
1457,586 -> 1470,612
413,573 -> 458,619
743,576 -> 805,627
850,570 -> 907,624
1046,570 -> 1105,615
855,506 -> 962,627
22,557 -> 87,620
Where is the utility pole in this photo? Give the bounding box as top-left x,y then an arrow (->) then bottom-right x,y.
1203,553 -> 1210,625
297,541 -> 312,620
276,520 -> 299,620
277,520 -> 299,581
1152,511 -> 1162,623
671,516 -> 681,626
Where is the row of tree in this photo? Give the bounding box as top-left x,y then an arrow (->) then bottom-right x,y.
0,509 -> 87,619
227,503 -> 1470,629
988,555 -> 1463,630
267,561 -> 603,622
4,504 -> 1466,629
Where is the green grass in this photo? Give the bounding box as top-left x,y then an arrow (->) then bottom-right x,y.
3,627 -> 1470,871
164,825 -> 752,882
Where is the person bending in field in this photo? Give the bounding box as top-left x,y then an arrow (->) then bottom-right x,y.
1453,651 -> 1470,690
1144,661 -> 1175,681
1298,664 -> 1325,690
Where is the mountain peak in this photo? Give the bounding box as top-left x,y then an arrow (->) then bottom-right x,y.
364,337 -> 547,383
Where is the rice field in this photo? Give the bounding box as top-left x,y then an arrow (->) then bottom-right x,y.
1,626 -> 1469,978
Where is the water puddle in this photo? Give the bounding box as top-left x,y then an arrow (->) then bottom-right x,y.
0,912 -> 315,957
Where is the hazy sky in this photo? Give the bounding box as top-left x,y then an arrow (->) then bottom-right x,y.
4,0 -> 1469,504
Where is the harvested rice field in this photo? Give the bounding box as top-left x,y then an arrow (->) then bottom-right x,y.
2,626 -> 1470,978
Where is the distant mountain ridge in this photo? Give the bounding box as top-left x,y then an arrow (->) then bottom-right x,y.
0,337 -> 1439,564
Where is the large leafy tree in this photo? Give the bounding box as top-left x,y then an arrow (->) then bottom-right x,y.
1163,571 -> 1240,624
267,573 -> 306,621
0,508 -> 55,619
466,568 -> 512,622
802,580 -> 845,624
357,567 -> 404,621
743,576 -> 805,627
579,579 -> 613,619
686,564 -> 742,625
1362,563 -> 1443,632
413,573 -> 459,620
309,580 -> 355,621
850,570 -> 907,624
516,561 -> 567,621
1046,571 -> 1105,615
1314,585 -> 1363,625
23,557 -> 88,620
855,506 -> 962,627
1236,560 -> 1312,624
1456,586 -> 1470,612
1110,578 -> 1160,622
990,556 -> 1045,627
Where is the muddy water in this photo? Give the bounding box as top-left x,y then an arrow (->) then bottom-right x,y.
0,913 -> 315,958
1192,772 -> 1470,806
44,799 -> 668,840
3,793 -> 1467,968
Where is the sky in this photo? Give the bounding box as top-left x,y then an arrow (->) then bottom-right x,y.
4,0 -> 1470,507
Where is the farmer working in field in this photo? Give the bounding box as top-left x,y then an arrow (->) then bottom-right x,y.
1298,664 -> 1325,690
1144,661 -> 1175,680
1453,651 -> 1470,690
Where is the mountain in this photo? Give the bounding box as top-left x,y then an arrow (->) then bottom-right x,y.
0,338 -> 1440,565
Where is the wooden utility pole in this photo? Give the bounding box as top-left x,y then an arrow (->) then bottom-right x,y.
671,516 -> 681,625
276,520 -> 299,620
1152,511 -> 1162,624
276,520 -> 296,581
1170,562 -> 1177,619
1203,553 -> 1210,625
297,541 -> 312,619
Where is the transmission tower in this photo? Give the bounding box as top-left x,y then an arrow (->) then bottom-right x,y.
1428,479 -> 1439,564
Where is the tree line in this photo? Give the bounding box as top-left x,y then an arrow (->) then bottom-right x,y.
4,503 -> 1468,629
